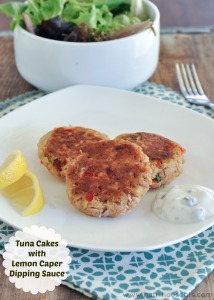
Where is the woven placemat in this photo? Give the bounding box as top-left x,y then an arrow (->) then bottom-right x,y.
0,34 -> 34,101
0,82 -> 214,300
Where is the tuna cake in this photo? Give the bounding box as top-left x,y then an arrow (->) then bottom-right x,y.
38,126 -> 109,180
115,132 -> 185,189
66,140 -> 152,217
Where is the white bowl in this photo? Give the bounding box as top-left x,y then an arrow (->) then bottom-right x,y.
14,0 -> 160,92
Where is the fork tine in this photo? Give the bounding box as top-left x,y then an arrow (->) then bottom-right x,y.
175,64 -> 188,96
190,64 -> 205,95
185,64 -> 198,94
180,64 -> 193,95
176,63 -> 214,109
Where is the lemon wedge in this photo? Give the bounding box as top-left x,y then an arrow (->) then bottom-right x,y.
0,150 -> 28,189
2,170 -> 44,216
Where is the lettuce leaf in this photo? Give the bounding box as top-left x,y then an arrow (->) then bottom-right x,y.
24,0 -> 66,27
62,2 -> 114,30
0,1 -> 27,29
0,1 -> 26,17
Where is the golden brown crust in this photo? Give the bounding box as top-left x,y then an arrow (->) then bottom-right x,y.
115,132 -> 185,189
66,140 -> 152,217
38,126 -> 109,180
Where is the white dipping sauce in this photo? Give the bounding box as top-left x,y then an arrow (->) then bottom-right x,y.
152,184 -> 214,223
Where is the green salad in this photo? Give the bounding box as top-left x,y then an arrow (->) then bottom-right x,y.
0,0 -> 153,42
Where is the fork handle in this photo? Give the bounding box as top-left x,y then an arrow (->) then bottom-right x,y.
207,102 -> 214,111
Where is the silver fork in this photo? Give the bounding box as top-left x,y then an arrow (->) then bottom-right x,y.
175,63 -> 214,111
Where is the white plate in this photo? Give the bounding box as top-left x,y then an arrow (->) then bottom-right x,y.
0,85 -> 214,251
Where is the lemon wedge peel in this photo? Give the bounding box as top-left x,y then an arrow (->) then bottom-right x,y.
0,150 -> 28,189
0,150 -> 44,216
2,170 -> 44,216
